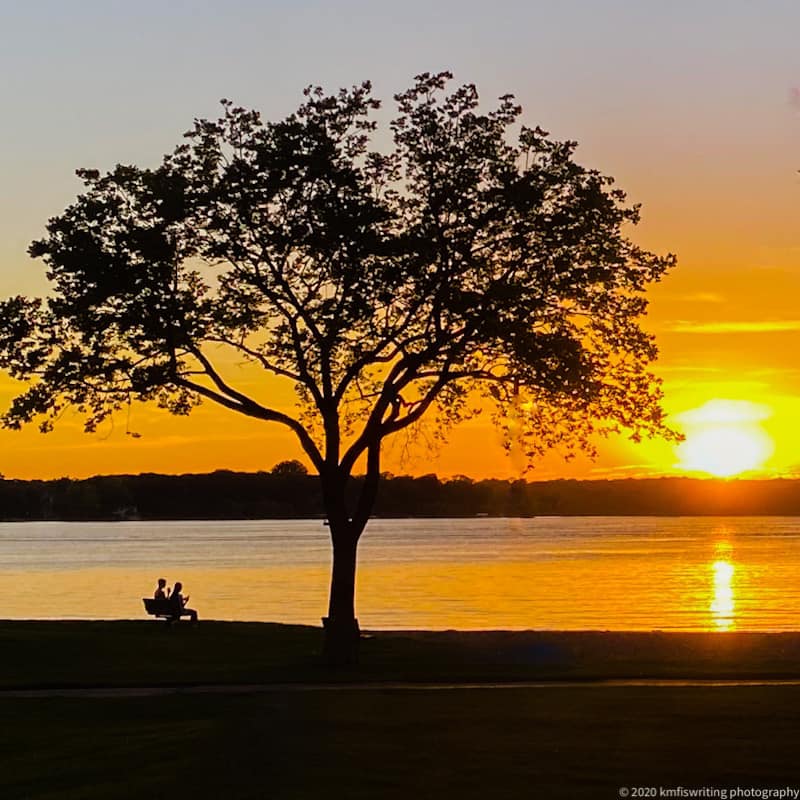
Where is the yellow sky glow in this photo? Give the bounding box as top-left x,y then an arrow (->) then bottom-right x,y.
2,5 -> 800,481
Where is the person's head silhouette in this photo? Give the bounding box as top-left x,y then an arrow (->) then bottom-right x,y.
157,578 -> 167,589
174,582 -> 183,593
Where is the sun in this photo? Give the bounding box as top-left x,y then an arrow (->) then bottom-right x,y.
677,427 -> 773,477
674,400 -> 774,478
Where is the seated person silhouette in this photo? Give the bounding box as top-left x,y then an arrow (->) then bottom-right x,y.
154,578 -> 170,601
169,581 -> 198,623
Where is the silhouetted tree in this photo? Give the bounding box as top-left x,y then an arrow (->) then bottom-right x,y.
0,72 -> 676,661
271,459 -> 309,476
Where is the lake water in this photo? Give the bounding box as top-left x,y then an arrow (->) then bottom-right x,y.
1,517 -> 799,631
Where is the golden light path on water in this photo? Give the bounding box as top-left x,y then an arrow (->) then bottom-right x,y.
0,519 -> 796,631
708,537 -> 736,631
710,560 -> 735,631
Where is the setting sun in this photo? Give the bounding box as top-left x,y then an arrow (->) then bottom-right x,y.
674,400 -> 775,477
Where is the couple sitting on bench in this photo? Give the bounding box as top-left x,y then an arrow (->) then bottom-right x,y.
148,578 -> 198,622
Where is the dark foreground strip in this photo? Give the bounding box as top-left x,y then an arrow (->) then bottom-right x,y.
5,679 -> 800,698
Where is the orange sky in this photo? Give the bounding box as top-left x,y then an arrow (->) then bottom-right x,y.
1,2 -> 799,481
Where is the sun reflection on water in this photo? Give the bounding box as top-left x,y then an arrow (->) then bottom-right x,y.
710,557 -> 735,630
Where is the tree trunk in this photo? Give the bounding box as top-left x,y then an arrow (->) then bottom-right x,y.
319,442 -> 380,665
322,531 -> 361,665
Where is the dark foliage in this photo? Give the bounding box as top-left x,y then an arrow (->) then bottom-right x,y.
0,73 -> 676,636
0,473 -> 797,521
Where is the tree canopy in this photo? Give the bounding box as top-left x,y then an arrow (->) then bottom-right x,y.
0,71 -> 676,654
271,459 -> 309,477
0,72 -> 675,486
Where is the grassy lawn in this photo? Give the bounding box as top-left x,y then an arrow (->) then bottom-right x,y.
4,623 -> 800,798
0,621 -> 324,688
4,686 -> 800,799
4,621 -> 800,687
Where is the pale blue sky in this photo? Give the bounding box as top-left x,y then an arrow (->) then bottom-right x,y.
1,0 -> 798,297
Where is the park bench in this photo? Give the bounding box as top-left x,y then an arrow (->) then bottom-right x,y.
142,598 -> 180,622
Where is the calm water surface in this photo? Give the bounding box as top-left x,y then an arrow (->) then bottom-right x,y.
1,517 -> 798,631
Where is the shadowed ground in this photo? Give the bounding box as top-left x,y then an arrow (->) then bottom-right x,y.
4,686 -> 800,799
3,622 -> 800,798
4,621 -> 800,687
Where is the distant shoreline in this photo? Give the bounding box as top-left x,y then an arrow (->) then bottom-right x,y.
3,471 -> 800,519
5,512 -> 800,522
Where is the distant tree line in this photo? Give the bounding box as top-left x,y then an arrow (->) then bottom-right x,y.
1,464 -> 800,520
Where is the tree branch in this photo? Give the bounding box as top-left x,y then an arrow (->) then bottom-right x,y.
351,439 -> 380,534
173,374 -> 324,472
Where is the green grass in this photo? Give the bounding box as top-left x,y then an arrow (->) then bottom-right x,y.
4,623 -> 800,798
4,686 -> 800,799
4,621 -> 800,687
0,621 -> 323,688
